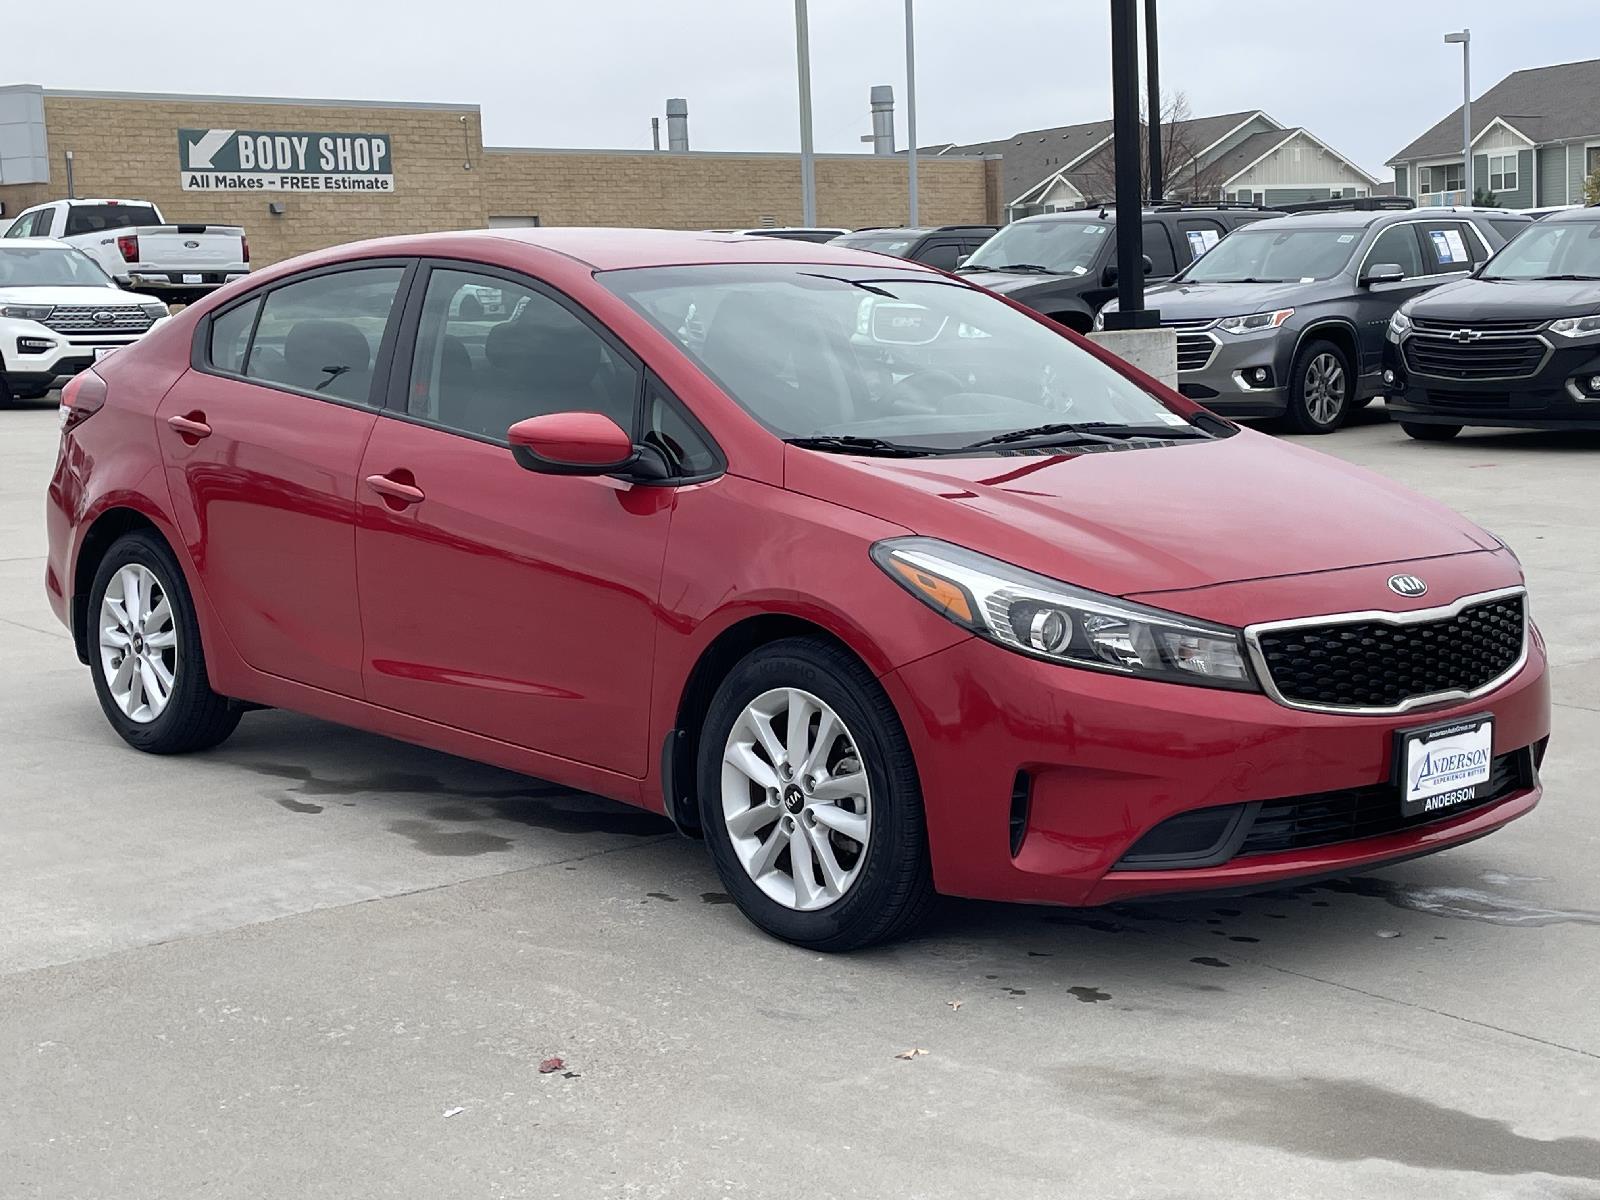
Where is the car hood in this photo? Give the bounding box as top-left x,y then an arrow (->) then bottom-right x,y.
784,431 -> 1496,600
0,285 -> 145,308
954,269 -> 1079,296
1407,275 -> 1600,321
1105,279 -> 1325,320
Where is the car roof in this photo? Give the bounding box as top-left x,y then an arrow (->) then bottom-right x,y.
382,227 -> 950,272
1541,206 -> 1600,224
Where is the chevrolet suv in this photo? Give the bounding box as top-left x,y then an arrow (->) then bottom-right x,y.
1098,202 -> 1531,433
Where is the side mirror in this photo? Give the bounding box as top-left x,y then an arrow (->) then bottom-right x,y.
955,252 -> 971,268
508,412 -> 639,476
1360,262 -> 1406,287
1102,255 -> 1156,287
1142,254 -> 1155,276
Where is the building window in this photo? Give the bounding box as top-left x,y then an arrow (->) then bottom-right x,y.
1488,153 -> 1518,194
1587,145 -> 1600,176
1422,163 -> 1464,193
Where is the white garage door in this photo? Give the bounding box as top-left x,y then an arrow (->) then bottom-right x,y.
487,215 -> 541,228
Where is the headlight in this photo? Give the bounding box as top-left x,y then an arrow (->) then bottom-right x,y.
0,304 -> 54,321
1092,308 -> 1108,332
1548,314 -> 1600,339
140,302 -> 169,321
871,537 -> 1257,690
1387,310 -> 1413,343
1215,309 -> 1293,335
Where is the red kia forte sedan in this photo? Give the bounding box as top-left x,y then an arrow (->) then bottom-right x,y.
45,228 -> 1550,949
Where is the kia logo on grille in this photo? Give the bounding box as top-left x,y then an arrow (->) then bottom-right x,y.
1388,574 -> 1429,598
91,310 -> 115,324
184,240 -> 200,248
1449,328 -> 1482,343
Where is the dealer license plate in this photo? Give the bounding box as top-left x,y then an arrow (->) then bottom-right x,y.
93,347 -> 119,362
183,273 -> 203,284
1398,715 -> 1494,818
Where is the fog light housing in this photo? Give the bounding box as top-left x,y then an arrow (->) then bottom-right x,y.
16,337 -> 54,355
1383,368 -> 1397,385
1589,375 -> 1600,393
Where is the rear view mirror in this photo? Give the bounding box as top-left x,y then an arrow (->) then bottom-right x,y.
1361,263 -> 1406,286
508,412 -> 639,476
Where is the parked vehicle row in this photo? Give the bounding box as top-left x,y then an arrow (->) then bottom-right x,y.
45,228 -> 1548,950
3,198 -> 249,305
829,224 -> 997,269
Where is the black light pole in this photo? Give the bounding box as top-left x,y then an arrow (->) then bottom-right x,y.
1103,0 -> 1157,329
1145,0 -> 1162,204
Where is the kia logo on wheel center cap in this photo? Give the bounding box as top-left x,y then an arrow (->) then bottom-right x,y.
1388,574 -> 1428,598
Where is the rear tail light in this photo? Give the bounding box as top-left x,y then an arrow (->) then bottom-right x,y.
116,234 -> 139,263
59,369 -> 107,433
241,234 -> 250,264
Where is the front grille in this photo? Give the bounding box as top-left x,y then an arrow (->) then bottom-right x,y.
1404,334 -> 1547,380
1175,333 -> 1217,372
1416,389 -> 1515,410
1238,749 -> 1530,856
1252,593 -> 1525,711
1412,317 -> 1546,335
42,305 -> 153,334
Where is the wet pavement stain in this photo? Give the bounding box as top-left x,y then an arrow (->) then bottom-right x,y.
646,892 -> 679,902
424,798 -> 671,838
386,819 -> 513,858
242,761 -> 568,801
1228,936 -> 1260,943
700,892 -> 732,905
1004,988 -> 1027,997
275,797 -> 323,814
1190,957 -> 1231,968
1067,986 -> 1111,1003
1312,877 -> 1600,928
1073,1070 -> 1600,1181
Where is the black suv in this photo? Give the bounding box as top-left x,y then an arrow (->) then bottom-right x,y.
1386,206 -> 1600,438
829,225 -> 997,270
953,204 -> 1274,332
1099,200 -> 1532,433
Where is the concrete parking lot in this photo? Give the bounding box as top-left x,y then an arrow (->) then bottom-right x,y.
2,399 -> 1597,1199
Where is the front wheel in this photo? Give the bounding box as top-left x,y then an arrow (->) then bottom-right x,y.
87,531 -> 241,753
697,638 -> 935,951
1284,339 -> 1352,434
1401,421 -> 1463,442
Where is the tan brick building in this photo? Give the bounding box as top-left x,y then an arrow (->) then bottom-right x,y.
0,85 -> 998,269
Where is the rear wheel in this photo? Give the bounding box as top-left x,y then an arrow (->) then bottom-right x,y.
1284,339 -> 1352,434
1401,421 -> 1464,442
697,638 -> 935,951
87,531 -> 241,753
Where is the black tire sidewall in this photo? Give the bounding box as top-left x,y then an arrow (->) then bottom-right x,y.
87,531 -> 228,752
1288,338 -> 1352,433
696,639 -> 929,950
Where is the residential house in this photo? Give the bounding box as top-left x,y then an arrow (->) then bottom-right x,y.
1388,57 -> 1600,209
931,110 -> 1379,222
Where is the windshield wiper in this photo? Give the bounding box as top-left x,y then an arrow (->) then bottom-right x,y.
963,421 -> 1198,450
957,262 -> 1054,274
1204,277 -> 1286,284
1531,274 -> 1600,281
784,435 -> 941,458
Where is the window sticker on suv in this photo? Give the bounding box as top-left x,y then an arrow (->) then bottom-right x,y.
1430,228 -> 1468,265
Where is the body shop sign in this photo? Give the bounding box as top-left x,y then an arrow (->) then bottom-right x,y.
179,129 -> 394,192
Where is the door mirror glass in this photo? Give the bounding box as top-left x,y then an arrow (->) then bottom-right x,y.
508,412 -> 639,475
1360,263 -> 1406,286
1101,254 -> 1155,287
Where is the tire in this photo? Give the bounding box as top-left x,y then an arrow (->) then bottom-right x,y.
1284,338 -> 1353,434
697,637 -> 935,951
87,531 -> 241,754
1401,421 -> 1463,442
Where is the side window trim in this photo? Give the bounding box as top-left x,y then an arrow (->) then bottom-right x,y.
643,369 -> 726,485
379,257 -> 651,446
189,257 -> 419,413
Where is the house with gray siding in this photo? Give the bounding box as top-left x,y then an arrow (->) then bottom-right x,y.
931,110 -> 1378,221
1388,57 -> 1600,209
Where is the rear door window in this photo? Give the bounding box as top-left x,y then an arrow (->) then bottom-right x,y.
208,298 -> 262,374
1177,218 -> 1226,263
1417,221 -> 1477,274
62,204 -> 161,238
1364,224 -> 1425,279
917,241 -> 963,270
1142,221 -> 1178,276
241,267 -> 406,404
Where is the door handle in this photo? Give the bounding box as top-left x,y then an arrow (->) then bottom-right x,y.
166,413 -> 212,441
365,472 -> 426,507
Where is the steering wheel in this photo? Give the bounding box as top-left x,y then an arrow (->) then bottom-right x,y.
887,369 -> 968,408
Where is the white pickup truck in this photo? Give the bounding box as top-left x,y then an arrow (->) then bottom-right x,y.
1,198 -> 248,304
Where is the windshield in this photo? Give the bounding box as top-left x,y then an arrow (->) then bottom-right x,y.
0,246 -> 115,288
960,218 -> 1110,275
1181,225 -> 1358,282
1481,220 -> 1600,280
62,204 -> 161,238
599,264 -> 1193,449
832,234 -> 918,257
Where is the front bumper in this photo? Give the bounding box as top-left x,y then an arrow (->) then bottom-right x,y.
2,316 -> 161,392
1386,335 -> 1600,430
1171,328 -> 1289,416
880,582 -> 1549,907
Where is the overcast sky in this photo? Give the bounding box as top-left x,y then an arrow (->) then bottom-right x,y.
12,0 -> 1597,174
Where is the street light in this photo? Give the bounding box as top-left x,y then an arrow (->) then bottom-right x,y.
795,0 -> 817,226
905,0 -> 919,227
1445,29 -> 1472,203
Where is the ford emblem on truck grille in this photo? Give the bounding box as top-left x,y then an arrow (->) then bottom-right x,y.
92,311 -> 115,324
184,240 -> 201,248
1388,574 -> 1429,598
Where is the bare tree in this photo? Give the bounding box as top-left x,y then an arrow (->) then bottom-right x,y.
1071,92 -> 1230,205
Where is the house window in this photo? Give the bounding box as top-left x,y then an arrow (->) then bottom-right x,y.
1587,145 -> 1600,176
1423,163 -> 1464,193
1488,153 -> 1518,194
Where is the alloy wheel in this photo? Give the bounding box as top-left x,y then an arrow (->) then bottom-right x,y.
98,563 -> 178,723
720,687 -> 872,912
1304,352 -> 1347,427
